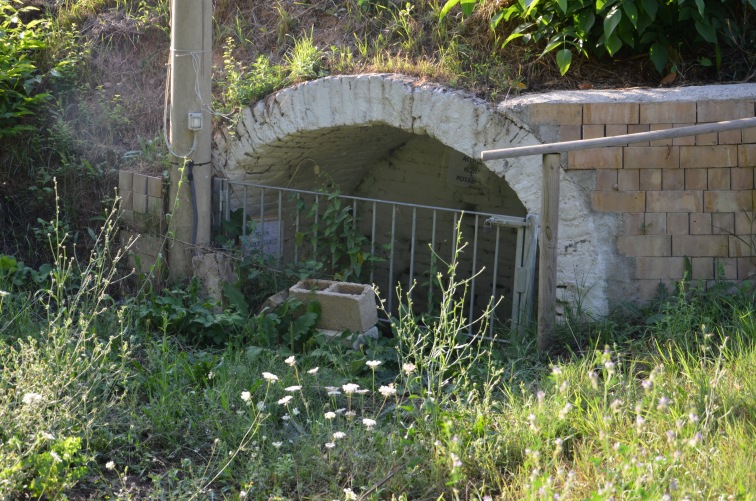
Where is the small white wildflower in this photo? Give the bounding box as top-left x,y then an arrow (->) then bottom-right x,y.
356,389 -> 369,395
262,372 -> 279,382
610,398 -> 623,413
50,451 -> 62,463
324,411 -> 337,420
335,408 -> 347,414
657,396 -> 671,411
641,379 -> 652,392
292,407 -> 300,416
106,461 -> 115,470
307,367 -> 319,375
604,360 -> 615,373
343,488 -> 358,501
689,432 -> 702,447
333,431 -> 346,440
379,384 -> 397,397
342,383 -> 360,394
588,371 -> 599,390
366,360 -> 382,368
285,385 -> 302,392
241,391 -> 251,404
325,386 -> 339,392
281,414 -> 290,421
41,432 -> 54,440
278,395 -> 293,405
272,441 -> 283,448
327,390 -> 342,396
636,415 -> 646,430
552,365 -> 563,376
325,442 -> 336,449
22,393 -> 43,406
207,371 -> 215,380
362,418 -> 377,429
559,380 -> 569,394
402,362 -> 416,374
239,491 -> 247,499
537,390 -> 546,406
285,355 -> 296,366
0,290 -> 9,297
345,410 -> 356,418
450,452 -> 462,468
559,402 -> 573,419
666,430 -> 676,443
689,413 -> 699,423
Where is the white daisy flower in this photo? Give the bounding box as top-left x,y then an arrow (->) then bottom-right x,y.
278,395 -> 293,405
262,372 -> 279,382
366,360 -> 382,368
285,355 -> 296,366
362,418 -> 377,429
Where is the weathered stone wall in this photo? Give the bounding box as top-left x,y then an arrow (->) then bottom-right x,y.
504,85 -> 756,303
214,74 -> 755,316
118,170 -> 166,275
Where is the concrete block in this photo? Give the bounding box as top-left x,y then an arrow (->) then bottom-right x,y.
673,235 -> 728,256
606,124 -> 627,137
644,213 -> 667,235
639,169 -> 662,190
650,124 -> 672,146
118,170 -> 133,192
729,236 -> 755,257
662,169 -> 684,190
591,191 -> 645,212
639,279 -> 676,302
739,144 -> 756,167
636,256 -> 686,280
568,148 -> 622,169
712,212 -> 735,235
120,190 -> 133,211
689,212 -> 712,235
731,167 -> 754,190
559,125 -> 581,141
640,102 -> 696,124
697,99 -> 754,122
617,235 -> 671,256
624,146 -> 679,169
716,257 -> 738,280
680,145 -> 738,169
596,170 -> 618,191
743,127 -> 756,144
691,257 -> 714,280
646,190 -> 702,212
583,124 -> 605,139
528,103 -> 583,125
684,169 -> 708,190
583,102 -> 639,124
735,211 -> 755,235
719,130 -> 742,145
707,168 -> 731,190
695,132 -> 718,146
737,257 -> 756,280
672,124 -> 696,145
628,124 -> 650,146
132,193 -> 148,214
618,169 -> 640,191
289,279 -> 378,333
623,212 -> 645,236
666,213 -> 689,235
147,175 -> 163,198
704,190 -> 754,212
132,173 -> 148,195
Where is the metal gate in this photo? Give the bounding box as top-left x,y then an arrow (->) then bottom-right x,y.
212,179 -> 538,331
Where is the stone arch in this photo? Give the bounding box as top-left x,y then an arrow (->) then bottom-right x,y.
213,74 -> 613,316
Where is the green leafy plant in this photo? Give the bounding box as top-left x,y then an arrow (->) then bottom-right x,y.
0,1 -> 50,138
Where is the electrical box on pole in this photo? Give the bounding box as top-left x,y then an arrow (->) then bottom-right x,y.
166,0 -> 213,279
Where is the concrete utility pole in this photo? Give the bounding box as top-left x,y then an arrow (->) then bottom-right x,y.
167,0 -> 213,279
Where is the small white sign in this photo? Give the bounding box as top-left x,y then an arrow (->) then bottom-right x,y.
240,219 -> 281,257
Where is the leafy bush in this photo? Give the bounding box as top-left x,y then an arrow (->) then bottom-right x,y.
0,1 -> 49,138
442,0 -> 756,75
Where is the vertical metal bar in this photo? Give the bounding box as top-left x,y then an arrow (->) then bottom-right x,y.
242,185 -> 248,237
277,190 -> 283,259
511,226 -> 525,329
409,207 -> 417,296
260,189 -> 265,254
223,180 -> 230,222
468,214 -> 479,334
429,210 -> 437,307
294,193 -> 301,264
388,204 -> 397,314
490,225 -> 501,336
313,194 -> 319,257
370,201 -> 377,284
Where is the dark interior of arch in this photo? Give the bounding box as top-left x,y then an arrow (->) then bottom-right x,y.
233,124 -> 530,324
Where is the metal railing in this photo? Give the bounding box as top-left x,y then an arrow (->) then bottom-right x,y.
212,179 -> 539,331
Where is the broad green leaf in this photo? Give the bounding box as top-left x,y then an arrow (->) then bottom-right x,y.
695,20 -> 717,43
502,31 -> 525,48
556,0 -> 568,15
694,0 -> 705,16
596,0 -> 617,13
604,6 -> 622,38
649,41 -> 668,73
556,48 -> 573,75
439,0 -> 460,20
622,0 -> 638,29
640,0 -> 657,19
605,33 -> 622,56
576,11 -> 595,36
460,0 -> 477,16
699,57 -> 712,67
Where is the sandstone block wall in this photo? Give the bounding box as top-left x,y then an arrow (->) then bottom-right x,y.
118,170 -> 166,275
519,95 -> 756,302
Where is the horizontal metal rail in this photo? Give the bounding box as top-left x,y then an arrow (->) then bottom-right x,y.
481,116 -> 756,160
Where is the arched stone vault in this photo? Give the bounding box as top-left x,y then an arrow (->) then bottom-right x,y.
213,74 -> 621,316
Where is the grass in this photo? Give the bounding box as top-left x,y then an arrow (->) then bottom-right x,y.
1,204 -> 755,499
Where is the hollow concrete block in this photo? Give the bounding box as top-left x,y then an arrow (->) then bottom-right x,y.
289,279 -> 378,333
